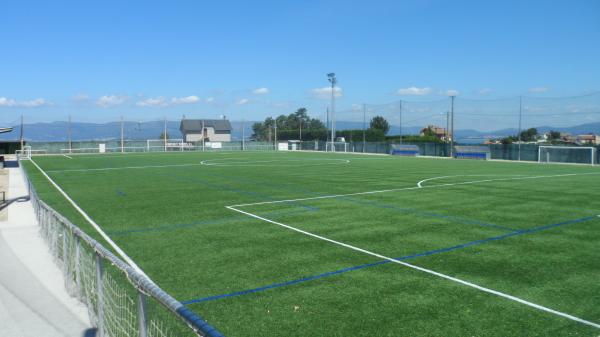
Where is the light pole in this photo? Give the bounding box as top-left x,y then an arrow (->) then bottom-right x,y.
362,103 -> 366,153
518,96 -> 522,161
327,73 -> 337,152
450,96 -> 455,158
399,100 -> 403,144
445,111 -> 450,144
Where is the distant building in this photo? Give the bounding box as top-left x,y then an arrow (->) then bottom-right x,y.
577,134 -> 600,145
560,133 -> 577,144
180,119 -> 232,142
420,125 -> 450,141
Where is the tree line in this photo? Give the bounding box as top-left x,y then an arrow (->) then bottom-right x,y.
252,108 -> 397,142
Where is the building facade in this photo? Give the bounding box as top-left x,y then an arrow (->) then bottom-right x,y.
180,119 -> 232,143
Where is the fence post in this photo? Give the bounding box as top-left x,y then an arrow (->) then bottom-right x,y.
75,235 -> 82,297
62,226 -> 68,275
96,252 -> 105,337
138,291 -> 148,337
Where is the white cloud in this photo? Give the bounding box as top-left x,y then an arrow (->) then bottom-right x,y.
137,96 -> 168,107
20,98 -> 50,107
205,97 -> 215,103
311,86 -> 343,99
477,88 -> 493,95
97,95 -> 128,107
0,97 -> 17,107
171,95 -> 200,105
443,89 -> 460,96
397,87 -> 431,96
236,98 -> 250,105
252,87 -> 270,95
529,87 -> 549,93
0,97 -> 50,107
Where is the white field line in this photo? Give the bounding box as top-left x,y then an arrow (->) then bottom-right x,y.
227,205 -> 600,329
29,159 -> 152,280
46,158 -> 351,172
46,163 -> 205,173
62,154 -> 73,159
200,158 -> 350,166
231,172 -> 600,208
416,174 -> 529,188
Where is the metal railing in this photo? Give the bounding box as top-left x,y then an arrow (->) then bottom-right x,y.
21,163 -> 225,337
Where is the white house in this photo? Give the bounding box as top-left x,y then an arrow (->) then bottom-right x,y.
180,119 -> 232,143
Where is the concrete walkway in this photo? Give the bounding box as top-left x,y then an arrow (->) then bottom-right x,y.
0,165 -> 92,337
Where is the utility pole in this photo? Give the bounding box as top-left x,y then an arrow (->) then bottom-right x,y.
163,117 -> 167,152
202,120 -> 205,151
68,115 -> 72,154
450,96 -> 455,158
399,100 -> 403,144
274,119 -> 278,146
20,115 -> 24,150
363,103 -> 366,153
326,107 -> 329,146
446,111 -> 450,145
328,73 -> 337,152
518,96 -> 523,161
268,124 -> 272,143
120,116 -> 124,153
242,119 -> 245,151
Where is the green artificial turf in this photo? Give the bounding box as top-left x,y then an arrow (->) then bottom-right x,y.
22,151 -> 600,336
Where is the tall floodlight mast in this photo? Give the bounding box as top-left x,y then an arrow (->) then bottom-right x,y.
327,73 -> 337,152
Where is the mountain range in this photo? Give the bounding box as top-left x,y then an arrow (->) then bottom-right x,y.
0,120 -> 598,143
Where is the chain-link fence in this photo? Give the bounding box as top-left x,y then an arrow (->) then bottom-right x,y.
23,164 -> 225,337
24,140 -> 274,155
294,140 -> 599,164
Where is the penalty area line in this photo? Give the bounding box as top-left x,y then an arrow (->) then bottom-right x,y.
226,205 -> 600,329
231,172 -> 600,208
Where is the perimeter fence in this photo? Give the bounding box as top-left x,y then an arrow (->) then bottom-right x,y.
21,163 -> 225,337
18,138 -> 600,165
296,140 -> 599,164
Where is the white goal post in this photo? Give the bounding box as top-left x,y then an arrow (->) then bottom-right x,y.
146,139 -> 185,152
325,141 -> 348,153
538,146 -> 596,165
16,145 -> 32,160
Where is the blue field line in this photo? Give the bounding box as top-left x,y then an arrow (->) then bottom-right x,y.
107,207 -> 318,236
182,215 -> 597,306
341,196 -> 515,232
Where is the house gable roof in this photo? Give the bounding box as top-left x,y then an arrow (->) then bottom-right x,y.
180,119 -> 232,133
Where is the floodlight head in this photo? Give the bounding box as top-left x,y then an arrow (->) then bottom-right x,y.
327,73 -> 337,85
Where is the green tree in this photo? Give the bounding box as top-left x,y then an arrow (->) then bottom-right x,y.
159,131 -> 170,140
548,130 -> 561,141
251,108 -> 326,141
369,116 -> 390,135
519,128 -> 538,142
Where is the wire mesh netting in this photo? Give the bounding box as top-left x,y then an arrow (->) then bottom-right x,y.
27,166 -> 224,337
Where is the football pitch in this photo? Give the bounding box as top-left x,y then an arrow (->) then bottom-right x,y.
23,151 -> 600,337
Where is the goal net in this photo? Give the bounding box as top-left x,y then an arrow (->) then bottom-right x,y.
454,146 -> 490,160
538,146 -> 596,165
16,145 -> 32,160
146,139 -> 185,152
325,142 -> 348,152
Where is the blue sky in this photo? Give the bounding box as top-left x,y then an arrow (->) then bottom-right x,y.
1,0 -> 599,129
